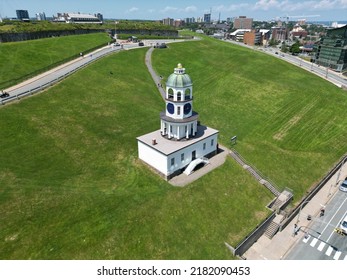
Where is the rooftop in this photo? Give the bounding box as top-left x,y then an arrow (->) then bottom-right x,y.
137,125 -> 219,156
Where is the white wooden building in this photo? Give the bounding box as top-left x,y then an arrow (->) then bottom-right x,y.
137,63 -> 219,180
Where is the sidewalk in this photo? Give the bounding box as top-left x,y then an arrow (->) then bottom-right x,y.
243,161 -> 347,260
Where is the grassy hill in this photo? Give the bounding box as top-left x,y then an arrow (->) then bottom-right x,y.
153,35 -> 347,200
1,35 -> 346,259
0,46 -> 272,260
0,33 -> 111,89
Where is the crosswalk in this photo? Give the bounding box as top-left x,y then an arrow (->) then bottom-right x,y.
302,235 -> 347,260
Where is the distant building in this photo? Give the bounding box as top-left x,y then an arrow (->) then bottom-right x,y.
16,10 -> 29,21
243,30 -> 262,46
174,19 -> 184,27
36,12 -> 46,21
162,17 -> 174,26
290,24 -> 308,41
228,29 -> 251,41
53,12 -> 102,24
95,13 -> 103,22
234,16 -> 253,29
314,25 -> 347,72
185,17 -> 195,24
271,26 -> 288,42
204,13 -> 211,23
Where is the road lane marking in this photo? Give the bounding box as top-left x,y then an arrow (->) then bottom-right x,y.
310,238 -> 318,247
325,246 -> 334,256
325,197 -> 347,243
303,235 -> 310,243
333,251 -> 342,260
317,242 -> 325,251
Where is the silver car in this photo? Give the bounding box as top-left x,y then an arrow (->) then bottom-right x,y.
339,214 -> 347,234
339,179 -> 347,192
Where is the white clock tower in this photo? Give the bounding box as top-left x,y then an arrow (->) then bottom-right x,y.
137,63 -> 219,181
160,63 -> 198,140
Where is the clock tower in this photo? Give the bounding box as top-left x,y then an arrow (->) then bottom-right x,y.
160,63 -> 198,140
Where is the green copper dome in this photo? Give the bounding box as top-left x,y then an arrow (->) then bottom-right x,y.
166,63 -> 193,88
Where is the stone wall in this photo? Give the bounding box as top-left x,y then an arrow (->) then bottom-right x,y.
0,29 -> 105,43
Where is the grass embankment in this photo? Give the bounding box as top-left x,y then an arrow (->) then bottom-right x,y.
1,34 -> 346,259
0,33 -> 111,89
0,47 -> 272,259
153,35 -> 347,201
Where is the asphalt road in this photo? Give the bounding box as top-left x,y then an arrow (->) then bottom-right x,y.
0,39 -> 183,105
285,189 -> 347,260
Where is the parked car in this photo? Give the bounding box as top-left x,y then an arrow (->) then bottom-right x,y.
154,42 -> 167,48
0,92 -> 10,98
338,214 -> 347,234
339,178 -> 347,192
138,41 -> 144,46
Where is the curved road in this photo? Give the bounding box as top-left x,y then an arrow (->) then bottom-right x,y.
0,39 -> 183,105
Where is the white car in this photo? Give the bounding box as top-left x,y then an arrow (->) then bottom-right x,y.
339,179 -> 347,192
339,214 -> 347,234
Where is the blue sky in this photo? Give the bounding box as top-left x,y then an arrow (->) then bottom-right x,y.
1,0 -> 347,21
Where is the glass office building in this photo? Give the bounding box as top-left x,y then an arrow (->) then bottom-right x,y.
314,25 -> 347,72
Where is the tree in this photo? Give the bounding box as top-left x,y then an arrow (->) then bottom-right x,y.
290,42 -> 301,54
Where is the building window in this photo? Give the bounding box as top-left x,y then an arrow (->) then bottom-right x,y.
177,92 -> 182,101
185,88 -> 191,100
171,158 -> 175,166
181,153 -> 184,161
203,143 -> 206,150
177,106 -> 181,115
168,88 -> 174,99
211,139 -> 214,146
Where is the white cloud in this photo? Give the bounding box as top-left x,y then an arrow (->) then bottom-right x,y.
213,3 -> 250,12
127,7 -> 139,13
252,0 -> 347,12
183,6 -> 198,13
160,6 -> 178,13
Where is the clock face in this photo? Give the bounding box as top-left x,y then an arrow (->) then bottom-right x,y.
167,103 -> 174,114
184,103 -> 192,115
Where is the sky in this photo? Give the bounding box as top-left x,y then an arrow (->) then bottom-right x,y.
1,0 -> 347,22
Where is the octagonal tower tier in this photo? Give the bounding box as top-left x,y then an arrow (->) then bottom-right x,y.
160,63 -> 199,140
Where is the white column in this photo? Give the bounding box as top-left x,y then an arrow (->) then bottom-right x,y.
186,125 -> 189,138
177,125 -> 180,140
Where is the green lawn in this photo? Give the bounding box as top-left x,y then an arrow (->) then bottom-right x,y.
153,35 -> 347,201
1,35 -> 346,260
0,33 -> 111,89
0,47 -> 272,259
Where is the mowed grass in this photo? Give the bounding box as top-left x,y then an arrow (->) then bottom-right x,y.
153,36 -> 347,201
0,33 -> 111,89
0,47 -> 273,259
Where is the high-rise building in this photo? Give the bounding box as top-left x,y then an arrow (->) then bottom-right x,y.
162,17 -> 174,26
16,10 -> 29,21
314,25 -> 347,72
234,16 -> 253,29
36,12 -> 46,21
204,13 -> 211,23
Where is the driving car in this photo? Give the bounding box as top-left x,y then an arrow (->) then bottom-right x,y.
0,92 -> 10,98
338,214 -> 347,234
339,178 -> 347,192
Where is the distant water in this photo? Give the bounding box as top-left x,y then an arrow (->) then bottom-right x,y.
308,20 -> 347,27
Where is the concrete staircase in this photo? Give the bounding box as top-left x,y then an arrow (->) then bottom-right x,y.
229,150 -> 281,196
264,214 -> 285,239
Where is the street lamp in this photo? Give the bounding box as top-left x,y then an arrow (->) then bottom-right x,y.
114,21 -> 119,40
296,199 -> 310,224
